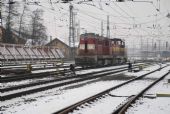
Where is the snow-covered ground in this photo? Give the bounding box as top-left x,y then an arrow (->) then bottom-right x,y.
1,79 -> 125,114
71,64 -> 170,114
1,77 -> 57,89
124,64 -> 166,77
126,74 -> 170,114
1,63 -> 170,114
1,78 -> 80,96
126,97 -> 170,114
1,63 -> 136,89
70,96 -> 127,114
71,80 -> 153,114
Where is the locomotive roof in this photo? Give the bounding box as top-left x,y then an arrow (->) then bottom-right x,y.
80,33 -> 124,42
80,33 -> 99,37
110,38 -> 124,42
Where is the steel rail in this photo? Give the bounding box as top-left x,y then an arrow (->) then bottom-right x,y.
1,66 -> 131,92
53,66 -> 166,114
0,66 -> 94,82
1,66 -> 135,101
1,64 -> 144,82
113,70 -> 170,114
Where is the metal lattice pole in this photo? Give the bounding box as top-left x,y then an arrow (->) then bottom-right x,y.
101,20 -> 103,37
69,4 -> 75,59
0,0 -> 2,26
106,15 -> 110,38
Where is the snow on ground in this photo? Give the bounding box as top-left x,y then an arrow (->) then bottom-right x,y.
0,77 -> 57,89
1,63 -> 169,114
31,68 -> 63,73
144,65 -> 170,79
31,63 -> 126,74
0,64 -> 56,71
76,64 -> 129,75
126,70 -> 170,114
76,63 -> 144,75
71,80 -> 154,114
146,73 -> 170,95
71,96 -> 127,114
1,78 -> 81,96
1,64 -> 131,89
1,79 -> 125,114
124,64 -> 167,77
72,64 -> 170,114
126,97 -> 170,114
110,80 -> 154,96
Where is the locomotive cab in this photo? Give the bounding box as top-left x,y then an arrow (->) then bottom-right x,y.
76,33 -> 98,67
111,38 -> 126,64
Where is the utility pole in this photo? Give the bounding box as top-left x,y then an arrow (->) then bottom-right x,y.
101,20 -> 103,37
69,4 -> 75,60
106,15 -> 110,38
166,41 -> 168,50
157,39 -> 161,61
152,38 -> 154,59
140,37 -> 143,60
0,0 -> 2,26
152,38 -> 154,51
166,41 -> 168,61
147,38 -> 149,59
133,40 -> 134,60
77,20 -> 80,42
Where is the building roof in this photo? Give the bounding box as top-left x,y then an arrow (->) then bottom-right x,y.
46,37 -> 69,48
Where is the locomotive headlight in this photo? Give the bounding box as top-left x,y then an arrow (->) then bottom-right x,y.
79,44 -> 85,49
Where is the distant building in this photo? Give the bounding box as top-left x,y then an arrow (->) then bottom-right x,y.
46,38 -> 70,59
127,46 -> 170,61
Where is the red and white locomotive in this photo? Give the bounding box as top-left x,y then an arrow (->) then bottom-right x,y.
75,33 -> 127,67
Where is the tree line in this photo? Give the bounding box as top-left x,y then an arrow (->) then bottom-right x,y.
1,0 -> 47,45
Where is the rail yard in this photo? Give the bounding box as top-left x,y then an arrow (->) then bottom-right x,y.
1,0 -> 170,114
1,62 -> 170,114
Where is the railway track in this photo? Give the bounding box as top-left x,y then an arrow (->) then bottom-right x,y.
1,64 -> 142,101
1,67 -> 75,82
1,66 -> 127,92
113,69 -> 170,114
1,63 -> 145,82
53,65 -> 168,114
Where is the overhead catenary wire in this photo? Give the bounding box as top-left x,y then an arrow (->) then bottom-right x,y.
1,0 -> 169,43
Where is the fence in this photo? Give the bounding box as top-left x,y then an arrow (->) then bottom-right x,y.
0,43 -> 64,64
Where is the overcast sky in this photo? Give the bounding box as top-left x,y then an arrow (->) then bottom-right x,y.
3,0 -> 170,48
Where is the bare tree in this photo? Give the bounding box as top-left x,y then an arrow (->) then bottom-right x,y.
2,0 -> 20,43
18,0 -> 28,39
30,9 -> 47,45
